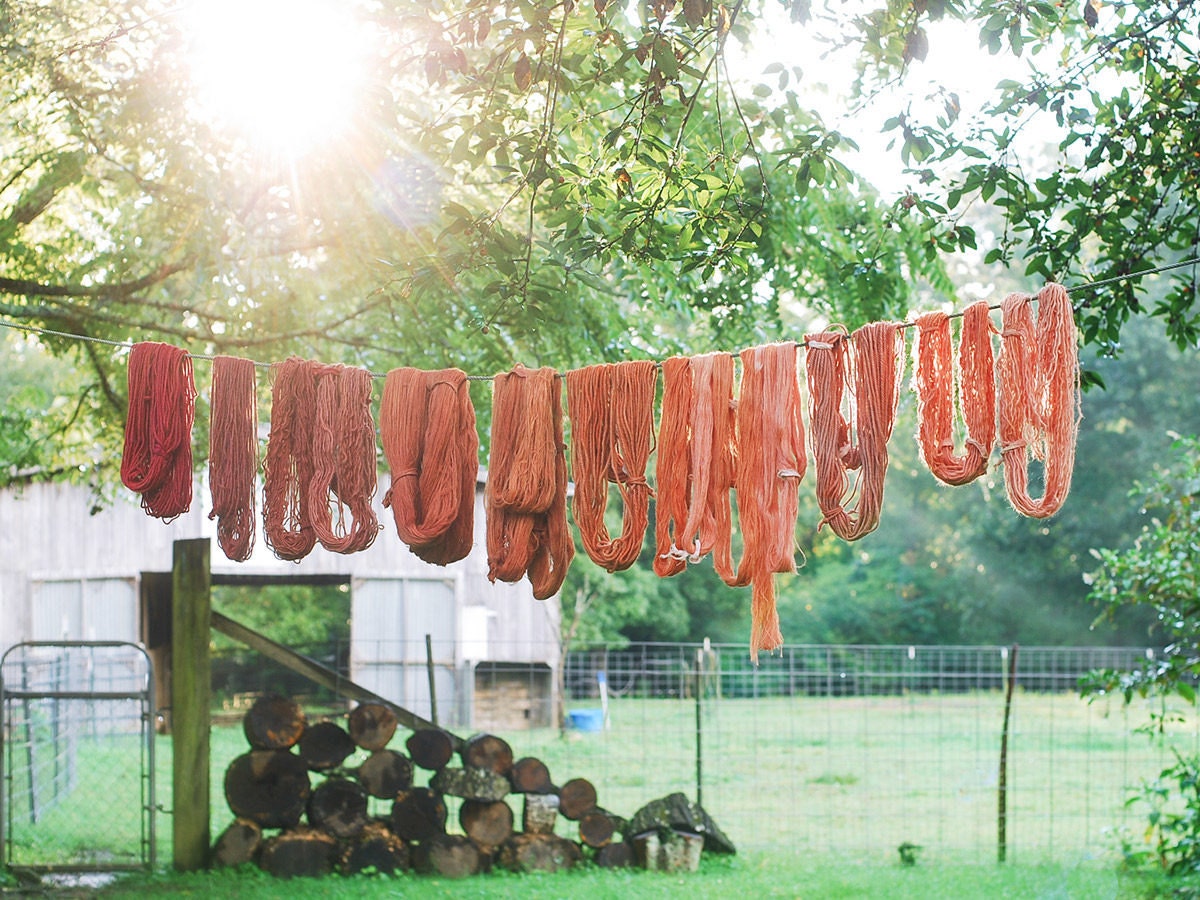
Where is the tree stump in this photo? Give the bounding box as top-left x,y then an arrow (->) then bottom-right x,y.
306,776 -> 369,839
497,833 -> 582,873
628,791 -> 736,854
406,728 -> 455,771
558,777 -> 597,820
579,808 -> 616,848
297,720 -> 356,771
414,833 -> 487,878
347,702 -> 398,751
633,829 -> 704,872
523,793 -> 559,835
224,750 -> 311,829
258,827 -> 338,879
461,732 -> 514,776
390,788 -> 447,842
357,749 -> 414,799
509,756 -> 553,794
211,817 -> 262,868
243,693 -> 306,750
595,839 -> 635,869
431,766 -> 510,801
339,820 -> 409,875
459,799 -> 514,851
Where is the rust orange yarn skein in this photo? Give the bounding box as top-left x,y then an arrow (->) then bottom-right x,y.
208,355 -> 258,561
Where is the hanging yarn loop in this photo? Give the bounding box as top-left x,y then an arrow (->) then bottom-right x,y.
121,341 -> 197,521
208,355 -> 258,562
913,301 -> 996,486
381,367 -> 478,566
262,358 -> 319,561
566,360 -> 658,573
997,283 -> 1081,518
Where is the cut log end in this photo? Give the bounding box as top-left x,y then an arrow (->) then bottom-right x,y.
347,702 -> 398,752
509,756 -> 553,794
595,839 -> 635,869
258,827 -> 338,879
414,833 -> 488,879
461,732 -> 514,776
211,817 -> 262,868
339,821 -> 410,876
497,833 -> 582,873
297,720 -> 356,771
406,728 -> 455,771
579,808 -> 616,848
558,777 -> 597,821
459,799 -> 514,851
306,776 -> 369,839
358,749 -> 414,799
390,788 -> 448,843
224,750 -> 311,829
243,693 -> 306,750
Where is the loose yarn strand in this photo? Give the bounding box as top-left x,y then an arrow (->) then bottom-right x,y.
913,301 -> 996,486
997,283 -> 1081,517
381,367 -> 478,566
208,355 -> 258,561
566,360 -> 657,573
121,341 -> 196,520
308,363 -> 381,554
808,323 -> 904,541
729,342 -> 806,661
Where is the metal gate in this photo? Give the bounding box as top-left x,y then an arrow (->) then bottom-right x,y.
1,641 -> 156,873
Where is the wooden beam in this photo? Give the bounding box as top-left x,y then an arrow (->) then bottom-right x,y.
210,611 -> 462,750
172,539 -> 211,871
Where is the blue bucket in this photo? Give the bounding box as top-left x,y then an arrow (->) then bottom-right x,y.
568,708 -> 604,732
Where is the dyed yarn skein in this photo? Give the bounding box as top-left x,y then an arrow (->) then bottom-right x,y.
997,283 -> 1081,518
381,367 -> 478,566
913,301 -> 996,486
208,355 -> 258,561
262,358 -> 319,561
121,341 -> 197,520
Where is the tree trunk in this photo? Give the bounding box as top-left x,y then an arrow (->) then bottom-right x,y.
430,766 -> 511,802
627,791 -> 736,855
297,720 -> 356,771
406,728 -> 455,771
578,808 -> 616,848
347,702 -> 398,751
243,693 -> 306,750
594,839 -> 635,868
459,799 -> 514,851
522,793 -> 559,835
414,833 -> 487,878
258,827 -> 338,879
557,777 -> 597,820
497,833 -> 581,873
632,829 -> 704,872
390,788 -> 447,842
357,749 -> 414,799
509,756 -> 553,794
338,820 -> 409,875
306,777 -> 369,839
224,750 -> 311,829
461,732 -> 514,776
211,817 -> 262,868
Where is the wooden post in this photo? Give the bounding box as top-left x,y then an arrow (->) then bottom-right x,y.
172,538 -> 211,871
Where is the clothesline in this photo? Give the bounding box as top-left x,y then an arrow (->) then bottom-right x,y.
1,255 -> 1196,380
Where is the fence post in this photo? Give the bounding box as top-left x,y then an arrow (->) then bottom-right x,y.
172,538 -> 211,872
998,643 -> 1019,863
695,647 -> 703,809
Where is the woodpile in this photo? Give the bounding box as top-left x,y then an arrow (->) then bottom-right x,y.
214,692 -> 735,880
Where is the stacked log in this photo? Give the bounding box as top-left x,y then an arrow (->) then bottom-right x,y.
213,694 -> 733,881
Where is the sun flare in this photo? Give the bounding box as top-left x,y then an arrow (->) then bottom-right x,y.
184,0 -> 371,155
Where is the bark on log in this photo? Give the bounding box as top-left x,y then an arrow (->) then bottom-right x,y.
297,720 -> 356,771
557,777 -> 597,821
595,839 -> 635,869
338,820 -> 410,876
413,833 -> 487,878
211,817 -> 262,868
306,776 -> 369,839
497,833 -> 582,873
459,799 -> 514,851
390,788 -> 447,842
406,728 -> 455,771
579,808 -> 616,848
357,749 -> 414,799
627,791 -> 736,855
522,793 -> 559,835
632,829 -> 704,872
258,827 -> 338,879
224,750 -> 311,829
509,756 -> 553,794
347,703 -> 398,752
243,693 -> 306,750
460,733 -> 514,776
430,766 -> 511,802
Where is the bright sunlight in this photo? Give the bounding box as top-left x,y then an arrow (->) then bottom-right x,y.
183,0 -> 372,155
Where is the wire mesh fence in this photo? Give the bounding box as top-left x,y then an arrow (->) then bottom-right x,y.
1,642 -> 156,872
198,639 -> 1198,865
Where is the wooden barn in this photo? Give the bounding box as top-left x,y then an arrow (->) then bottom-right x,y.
0,473 -> 560,731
